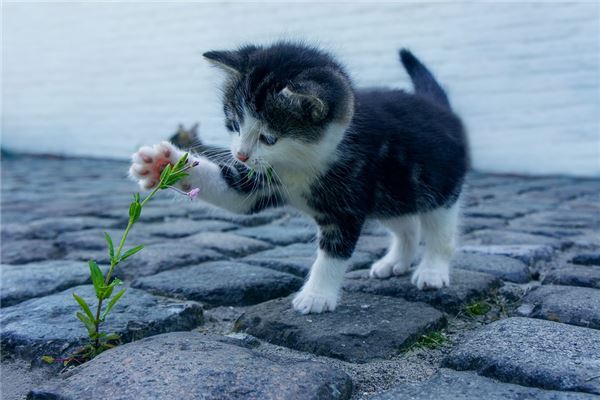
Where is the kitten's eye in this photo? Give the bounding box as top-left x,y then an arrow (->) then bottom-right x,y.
259,134 -> 278,146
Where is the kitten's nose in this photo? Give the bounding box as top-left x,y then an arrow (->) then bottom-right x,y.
236,152 -> 249,162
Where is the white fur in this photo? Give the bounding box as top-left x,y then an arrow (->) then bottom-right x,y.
411,202 -> 459,289
292,249 -> 347,314
370,215 -> 420,278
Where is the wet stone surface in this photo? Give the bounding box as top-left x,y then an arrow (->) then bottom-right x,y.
235,292 -> 447,363
2,156 -> 600,399
28,332 -> 353,400
344,268 -> 502,313
0,285 -> 203,363
519,284 -> 600,329
444,317 -> 600,394
132,261 -> 303,307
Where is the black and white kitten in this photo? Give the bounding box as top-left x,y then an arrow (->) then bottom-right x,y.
130,42 -> 469,314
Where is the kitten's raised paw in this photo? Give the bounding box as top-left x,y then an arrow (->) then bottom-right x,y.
292,289 -> 337,314
411,265 -> 449,290
129,141 -> 180,190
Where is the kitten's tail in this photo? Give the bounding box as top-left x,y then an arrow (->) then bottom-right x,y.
399,49 -> 451,110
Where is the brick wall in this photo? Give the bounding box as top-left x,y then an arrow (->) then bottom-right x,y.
3,2 -> 599,176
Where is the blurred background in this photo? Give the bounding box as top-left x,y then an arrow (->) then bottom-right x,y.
2,1 -> 599,176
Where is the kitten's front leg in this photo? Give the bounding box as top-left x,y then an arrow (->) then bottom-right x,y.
293,220 -> 362,314
129,142 -> 266,214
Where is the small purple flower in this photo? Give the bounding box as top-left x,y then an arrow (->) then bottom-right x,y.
187,188 -> 200,201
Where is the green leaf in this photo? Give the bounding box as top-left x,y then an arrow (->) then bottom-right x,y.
120,245 -> 144,261
129,201 -> 142,223
173,153 -> 189,171
101,278 -> 122,299
104,232 -> 114,260
41,355 -> 55,364
159,163 -> 173,183
72,293 -> 95,322
88,260 -> 105,298
76,312 -> 96,336
101,289 -> 126,321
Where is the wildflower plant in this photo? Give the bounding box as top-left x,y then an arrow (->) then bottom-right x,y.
43,153 -> 198,366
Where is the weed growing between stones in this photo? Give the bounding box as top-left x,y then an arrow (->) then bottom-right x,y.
42,153 -> 197,367
465,300 -> 492,317
412,331 -> 448,350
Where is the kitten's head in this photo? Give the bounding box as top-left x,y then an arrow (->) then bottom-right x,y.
204,42 -> 354,172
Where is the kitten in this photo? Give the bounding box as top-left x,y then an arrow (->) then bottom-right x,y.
130,42 -> 468,314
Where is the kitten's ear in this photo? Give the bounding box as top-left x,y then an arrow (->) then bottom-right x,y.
280,85 -> 328,123
203,50 -> 243,75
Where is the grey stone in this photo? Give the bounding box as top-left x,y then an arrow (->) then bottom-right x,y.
183,231 -> 273,257
28,332 -> 352,400
235,224 -> 316,246
463,229 -> 569,250
1,240 -> 62,265
0,261 -> 103,307
510,210 -> 600,230
444,317 -> 600,394
461,244 -> 554,265
137,218 -> 237,238
188,205 -> 287,227
520,285 -> 600,329
0,285 -> 203,362
115,242 -> 224,279
243,243 -> 376,277
572,253 -> 600,266
132,261 -> 302,307
543,264 -> 600,289
461,216 -> 506,234
235,292 -> 446,363
344,268 -> 502,313
371,369 -> 596,400
355,235 -> 390,258
56,228 -> 159,251
451,251 -> 531,283
1,217 -> 119,241
464,203 -> 526,220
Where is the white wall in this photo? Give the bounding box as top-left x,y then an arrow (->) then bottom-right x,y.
2,1 -> 599,176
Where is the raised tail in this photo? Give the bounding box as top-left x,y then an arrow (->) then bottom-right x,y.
399,49 -> 451,110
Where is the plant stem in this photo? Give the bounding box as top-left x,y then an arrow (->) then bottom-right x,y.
92,185 -> 161,349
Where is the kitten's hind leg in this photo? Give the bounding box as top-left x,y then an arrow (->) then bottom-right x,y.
411,202 -> 459,289
369,215 -> 420,279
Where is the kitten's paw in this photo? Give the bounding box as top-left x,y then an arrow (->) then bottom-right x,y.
392,263 -> 411,276
129,142 -> 181,190
369,259 -> 393,279
292,289 -> 338,314
411,265 -> 449,290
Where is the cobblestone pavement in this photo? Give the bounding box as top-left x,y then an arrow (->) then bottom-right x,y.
1,155 -> 599,399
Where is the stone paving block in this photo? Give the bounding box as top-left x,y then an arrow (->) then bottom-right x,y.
464,203 -> 527,220
243,243 -> 376,276
235,292 -> 446,363
355,235 -> 390,258
136,218 -> 238,238
461,244 -> 554,265
188,205 -> 287,227
56,228 -> 160,251
0,239 -> 62,264
510,210 -> 600,230
235,224 -> 316,246
0,261 -> 104,307
344,268 -> 502,313
1,217 -> 120,241
245,252 -> 376,277
183,231 -> 273,257
461,216 -> 506,234
463,229 -> 569,250
444,317 -> 600,394
519,285 -> 600,329
543,264 -> 600,289
0,285 -> 203,362
572,253 -> 600,266
114,242 -> 224,280
28,332 -> 352,400
370,369 -> 596,400
451,251 -> 531,283
132,261 -> 303,307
